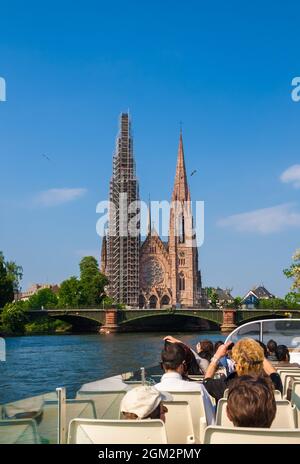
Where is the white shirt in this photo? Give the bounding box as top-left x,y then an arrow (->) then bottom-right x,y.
154,372 -> 215,425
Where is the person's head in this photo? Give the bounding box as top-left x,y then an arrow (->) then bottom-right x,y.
226,375 -> 276,428
161,343 -> 186,375
276,344 -> 290,362
267,339 -> 277,355
197,339 -> 214,361
256,340 -> 268,358
120,386 -> 170,422
231,338 -> 264,376
214,340 -> 224,353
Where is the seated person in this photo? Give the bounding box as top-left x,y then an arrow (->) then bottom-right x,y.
226,375 -> 276,428
155,342 -> 215,425
164,335 -> 207,375
214,340 -> 234,376
120,386 -> 170,422
203,338 -> 283,402
267,339 -> 278,362
274,344 -> 300,367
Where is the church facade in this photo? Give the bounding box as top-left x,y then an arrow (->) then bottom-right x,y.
101,113 -> 202,308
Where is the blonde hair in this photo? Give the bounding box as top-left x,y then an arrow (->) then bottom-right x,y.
232,338 -> 264,376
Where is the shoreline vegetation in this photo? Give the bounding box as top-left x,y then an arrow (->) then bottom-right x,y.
1,251 -> 300,337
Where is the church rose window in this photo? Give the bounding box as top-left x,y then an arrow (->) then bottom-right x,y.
141,258 -> 164,287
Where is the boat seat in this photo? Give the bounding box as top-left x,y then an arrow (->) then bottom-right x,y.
68,418 -> 167,444
0,419 -> 41,444
164,391 -> 208,443
216,398 -> 297,428
162,401 -> 195,444
76,390 -> 126,419
204,425 -> 300,444
282,374 -> 300,398
291,382 -> 300,427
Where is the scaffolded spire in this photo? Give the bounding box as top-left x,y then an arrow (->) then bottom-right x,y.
106,113 -> 140,307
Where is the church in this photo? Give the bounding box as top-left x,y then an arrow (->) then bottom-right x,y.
101,113 -> 202,309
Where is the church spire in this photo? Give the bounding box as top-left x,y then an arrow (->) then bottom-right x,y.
172,130 -> 190,201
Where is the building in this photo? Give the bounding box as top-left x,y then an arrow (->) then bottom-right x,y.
17,283 -> 60,301
205,287 -> 234,308
101,113 -> 202,308
102,113 -> 140,307
241,285 -> 275,309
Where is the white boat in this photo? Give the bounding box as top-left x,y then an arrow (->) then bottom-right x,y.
1,318 -> 300,444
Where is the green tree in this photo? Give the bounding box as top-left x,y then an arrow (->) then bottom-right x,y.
284,249 -> 300,291
258,298 -> 288,309
232,297 -> 242,309
0,252 -> 23,307
79,256 -> 108,306
58,277 -> 83,308
1,301 -> 28,334
27,288 -> 58,310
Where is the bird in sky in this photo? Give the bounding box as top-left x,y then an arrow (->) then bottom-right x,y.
190,170 -> 197,176
42,154 -> 51,161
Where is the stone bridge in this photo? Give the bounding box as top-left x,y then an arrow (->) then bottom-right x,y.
27,308 -> 300,333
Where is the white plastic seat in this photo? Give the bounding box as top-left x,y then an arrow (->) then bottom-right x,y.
165,391 -> 208,444
162,401 -> 195,444
282,374 -> 300,398
0,419 -> 41,444
216,399 -> 297,428
68,418 -> 167,444
76,390 -> 126,419
204,425 -> 300,444
291,382 -> 300,427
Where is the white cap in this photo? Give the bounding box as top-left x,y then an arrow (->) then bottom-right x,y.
120,386 -> 172,419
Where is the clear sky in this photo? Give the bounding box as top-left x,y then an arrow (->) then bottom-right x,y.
0,0 -> 299,297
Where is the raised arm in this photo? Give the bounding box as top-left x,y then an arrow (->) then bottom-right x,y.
205,342 -> 233,379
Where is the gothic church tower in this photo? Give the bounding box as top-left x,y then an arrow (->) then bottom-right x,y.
168,131 -> 199,307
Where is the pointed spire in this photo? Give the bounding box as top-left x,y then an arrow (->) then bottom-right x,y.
172,130 -> 190,201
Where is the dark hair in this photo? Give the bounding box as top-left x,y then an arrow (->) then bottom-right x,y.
267,339 -> 277,354
198,339 -> 214,362
227,375 -> 276,428
276,345 -> 290,362
163,341 -> 202,375
161,343 -> 186,370
256,340 -> 268,358
214,340 -> 224,352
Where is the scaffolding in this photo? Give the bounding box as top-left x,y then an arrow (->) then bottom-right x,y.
107,113 -> 140,307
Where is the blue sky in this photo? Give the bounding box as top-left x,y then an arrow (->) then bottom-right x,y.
0,0 -> 299,296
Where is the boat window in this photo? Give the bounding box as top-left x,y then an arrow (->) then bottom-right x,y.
226,322 -> 260,344
262,320 -> 300,349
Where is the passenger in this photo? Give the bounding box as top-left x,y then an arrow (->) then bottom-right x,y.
274,344 -> 300,367
164,335 -> 205,375
120,386 -> 170,422
203,338 -> 283,402
226,376 -> 276,428
155,342 -> 215,425
196,340 -> 214,360
266,339 -> 278,362
214,340 -> 232,376
256,340 -> 268,358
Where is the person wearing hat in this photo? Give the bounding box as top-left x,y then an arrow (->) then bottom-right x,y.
120,386 -> 171,422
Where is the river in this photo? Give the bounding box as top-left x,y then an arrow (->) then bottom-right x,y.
0,331 -> 225,405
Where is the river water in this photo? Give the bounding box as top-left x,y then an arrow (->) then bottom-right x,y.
0,331 -> 225,404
